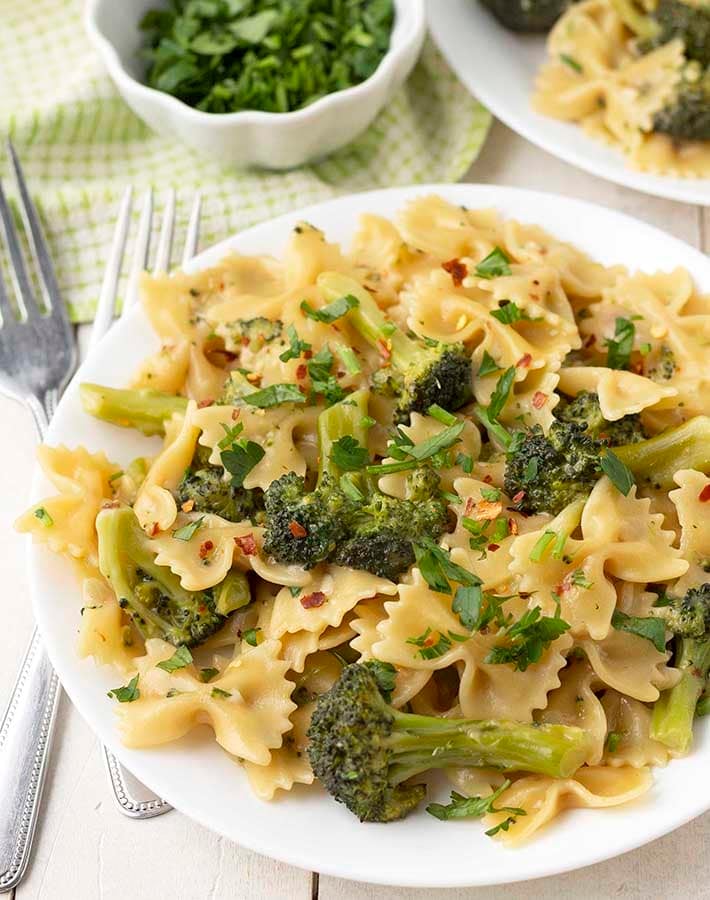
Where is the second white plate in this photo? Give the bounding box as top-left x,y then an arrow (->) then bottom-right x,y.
428,0 -> 710,205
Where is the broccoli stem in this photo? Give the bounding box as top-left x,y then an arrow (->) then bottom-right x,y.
387,712 -> 589,782
614,416 -> 710,490
318,272 -> 425,371
214,570 -> 251,615
651,638 -> 710,752
317,388 -> 370,482
81,383 -> 187,436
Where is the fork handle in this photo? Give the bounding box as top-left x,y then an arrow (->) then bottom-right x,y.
0,629 -> 60,891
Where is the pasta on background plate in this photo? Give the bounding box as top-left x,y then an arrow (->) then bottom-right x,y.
18,195 -> 710,842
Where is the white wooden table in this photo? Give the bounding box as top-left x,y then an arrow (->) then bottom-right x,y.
2,120 -> 708,900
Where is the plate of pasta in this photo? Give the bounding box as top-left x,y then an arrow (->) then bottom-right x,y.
428,0 -> 710,205
19,185 -> 710,887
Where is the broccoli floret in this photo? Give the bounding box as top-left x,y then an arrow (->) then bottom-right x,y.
176,445 -> 265,524
307,662 -> 591,822
318,272 -> 472,425
645,0 -> 710,65
479,0 -> 572,31
646,343 -> 677,381
219,317 -> 283,351
615,415 -> 710,489
555,391 -> 646,445
504,421 -> 603,515
263,391 -> 448,578
651,584 -> 710,752
262,391 -> 371,568
97,506 -> 250,648
332,487 -> 448,581
80,383 -> 187,436
652,62 -> 710,139
263,471 -> 358,568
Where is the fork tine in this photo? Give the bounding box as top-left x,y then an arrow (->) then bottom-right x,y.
89,186 -> 132,350
0,240 -> 17,330
182,193 -> 202,265
0,177 -> 36,321
153,189 -> 176,275
123,188 -> 153,317
6,140 -> 67,327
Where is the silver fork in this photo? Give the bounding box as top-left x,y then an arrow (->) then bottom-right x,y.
0,144 -> 201,890
0,140 -> 78,893
89,185 -> 201,819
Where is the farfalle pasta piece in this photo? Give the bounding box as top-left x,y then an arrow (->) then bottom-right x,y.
150,513 -> 255,591
537,658 -> 606,765
16,444 -> 119,565
77,576 -> 138,673
601,691 -> 672,768
373,571 -> 572,721
511,478 -> 687,639
397,195 -> 502,261
133,404 -> 200,534
131,340 -> 190,393
580,628 -> 679,702
350,599 -> 432,708
483,766 -> 652,844
557,366 -> 677,420
266,566 -> 397,642
118,638 -> 295,764
192,403 -> 319,492
669,469 -> 710,594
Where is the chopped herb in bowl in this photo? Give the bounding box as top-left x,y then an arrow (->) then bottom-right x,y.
139,0 -> 396,114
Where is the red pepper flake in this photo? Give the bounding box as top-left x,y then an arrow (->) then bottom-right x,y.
508,517 -> 519,536
487,543 -> 500,552
199,540 -> 214,559
197,398 -> 213,409
483,474 -> 493,484
289,521 -> 308,539
516,353 -> 532,368
464,496 -> 476,516
583,334 -> 596,348
234,533 -> 257,556
296,363 -> 308,380
300,591 -> 326,610
231,408 -> 241,421
181,499 -> 195,513
246,372 -> 262,385
241,336 -> 250,347
512,490 -> 526,504
699,485 -> 710,502
532,391 -> 547,409
376,339 -> 392,361
442,258 -> 468,288
150,522 -> 160,536
101,500 -> 121,510
303,349 -> 313,359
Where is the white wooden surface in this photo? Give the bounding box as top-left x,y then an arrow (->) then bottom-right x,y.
1,120 -> 708,900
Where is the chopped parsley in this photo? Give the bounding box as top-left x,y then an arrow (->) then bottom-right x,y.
529,529 -> 556,562
157,645 -> 193,672
301,294 -> 359,323
485,604 -> 570,671
107,675 -> 140,703
211,687 -> 232,700
413,539 -> 479,595
475,247 -> 512,279
406,627 -> 467,660
560,53 -> 583,73
172,517 -> 205,542
199,667 -> 219,683
221,435 -> 265,488
307,345 -> 346,405
605,731 -> 622,753
243,383 -> 306,408
474,366 -> 516,448
330,435 -> 369,471
426,779 -> 526,834
611,610 -> 666,653
243,627 -> 262,646
478,350 -> 503,376
605,317 -> 636,370
490,301 -> 537,325
279,324 -> 311,362
600,450 -> 635,496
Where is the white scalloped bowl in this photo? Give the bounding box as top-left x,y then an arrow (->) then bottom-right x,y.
27,185 -> 710,888
84,0 -> 425,169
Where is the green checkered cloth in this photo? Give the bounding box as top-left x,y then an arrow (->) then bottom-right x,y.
0,0 -> 491,322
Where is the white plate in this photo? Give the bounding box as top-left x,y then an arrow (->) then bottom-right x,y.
428,0 -> 710,205
29,184 -> 710,888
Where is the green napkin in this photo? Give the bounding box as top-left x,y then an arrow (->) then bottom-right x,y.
0,0 -> 491,322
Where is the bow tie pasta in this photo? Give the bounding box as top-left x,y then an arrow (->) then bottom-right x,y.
18,195 -> 710,842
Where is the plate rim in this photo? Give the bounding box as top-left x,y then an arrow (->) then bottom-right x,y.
427,0 -> 710,206
27,182 -> 710,888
